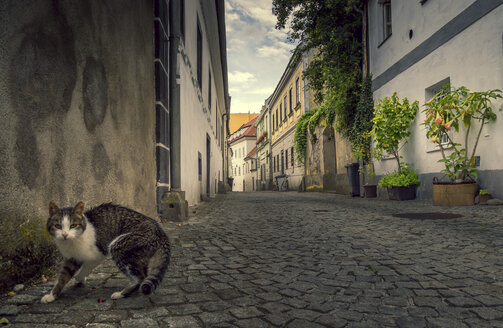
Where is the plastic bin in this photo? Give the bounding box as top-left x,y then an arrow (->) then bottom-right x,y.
345,163 -> 360,197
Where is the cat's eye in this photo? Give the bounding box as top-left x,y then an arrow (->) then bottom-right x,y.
70,224 -> 79,229
54,224 -> 62,229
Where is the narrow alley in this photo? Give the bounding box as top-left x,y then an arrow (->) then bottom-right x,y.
2,192 -> 503,327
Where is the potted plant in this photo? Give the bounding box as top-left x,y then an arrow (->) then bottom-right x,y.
377,166 -> 421,200
423,86 -> 501,206
371,93 -> 419,200
478,189 -> 492,205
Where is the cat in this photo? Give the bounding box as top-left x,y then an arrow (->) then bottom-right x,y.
41,201 -> 171,303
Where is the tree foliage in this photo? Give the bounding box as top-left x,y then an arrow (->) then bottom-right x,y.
274,0 -> 370,159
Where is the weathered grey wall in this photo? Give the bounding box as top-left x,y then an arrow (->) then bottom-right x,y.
0,0 -> 157,218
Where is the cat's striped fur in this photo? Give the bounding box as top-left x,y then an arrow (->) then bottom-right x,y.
41,202 -> 171,303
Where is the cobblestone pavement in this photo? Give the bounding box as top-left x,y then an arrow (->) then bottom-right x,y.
2,192 -> 503,328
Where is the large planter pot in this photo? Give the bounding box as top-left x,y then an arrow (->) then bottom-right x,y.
363,184 -> 377,198
387,185 -> 417,201
432,182 -> 478,206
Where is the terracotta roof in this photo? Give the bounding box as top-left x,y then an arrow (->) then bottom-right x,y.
228,117 -> 257,144
245,146 -> 257,159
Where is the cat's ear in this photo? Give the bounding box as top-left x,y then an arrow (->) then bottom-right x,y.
49,202 -> 60,216
73,202 -> 85,216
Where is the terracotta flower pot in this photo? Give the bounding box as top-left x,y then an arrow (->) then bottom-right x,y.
432,182 -> 478,206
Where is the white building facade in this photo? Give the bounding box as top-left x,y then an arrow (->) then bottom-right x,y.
228,118 -> 257,192
368,0 -> 503,199
168,0 -> 230,205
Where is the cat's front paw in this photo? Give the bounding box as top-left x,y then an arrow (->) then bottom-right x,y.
41,293 -> 55,303
111,291 -> 124,299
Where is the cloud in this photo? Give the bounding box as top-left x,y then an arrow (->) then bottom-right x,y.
225,0 -> 298,113
228,71 -> 257,85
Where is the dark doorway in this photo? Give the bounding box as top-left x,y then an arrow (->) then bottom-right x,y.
206,134 -> 211,197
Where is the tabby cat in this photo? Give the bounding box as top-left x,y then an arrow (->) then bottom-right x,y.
41,201 -> 171,303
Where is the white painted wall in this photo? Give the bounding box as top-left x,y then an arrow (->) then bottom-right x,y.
369,1 -> 503,197
229,138 -> 256,192
178,0 -> 226,205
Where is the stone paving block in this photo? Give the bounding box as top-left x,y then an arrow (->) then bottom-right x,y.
229,306 -> 263,319
160,315 -> 202,328
234,318 -> 271,328
95,310 -> 130,322
198,311 -> 234,325
287,318 -> 325,328
214,288 -> 243,300
53,310 -> 95,325
426,317 -> 469,328
6,294 -> 40,305
0,304 -> 27,315
120,318 -> 159,328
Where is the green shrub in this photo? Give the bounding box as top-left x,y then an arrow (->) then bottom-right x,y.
0,211 -> 58,292
378,167 -> 421,189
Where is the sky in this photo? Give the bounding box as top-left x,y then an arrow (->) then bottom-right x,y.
225,0 -> 296,114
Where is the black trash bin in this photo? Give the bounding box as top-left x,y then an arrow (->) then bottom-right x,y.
227,177 -> 234,190
345,163 -> 360,197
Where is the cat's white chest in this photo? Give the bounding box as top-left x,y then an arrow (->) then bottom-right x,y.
55,223 -> 104,263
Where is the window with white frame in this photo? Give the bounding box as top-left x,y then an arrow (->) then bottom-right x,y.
295,77 -> 300,107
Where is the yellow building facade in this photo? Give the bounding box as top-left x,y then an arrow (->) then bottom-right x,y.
269,54 -> 308,190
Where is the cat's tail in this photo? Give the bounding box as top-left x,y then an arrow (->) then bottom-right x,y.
140,239 -> 171,295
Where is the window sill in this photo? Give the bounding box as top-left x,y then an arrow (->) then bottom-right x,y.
377,33 -> 392,48
295,103 -> 301,110
288,111 -> 294,117
426,143 -> 452,153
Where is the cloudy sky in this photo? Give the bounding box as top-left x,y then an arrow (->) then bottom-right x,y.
225,0 -> 296,113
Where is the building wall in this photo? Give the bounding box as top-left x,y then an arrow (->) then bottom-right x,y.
177,0 -> 227,204
255,106 -> 272,190
369,0 -> 503,199
243,157 -> 257,192
229,113 -> 258,134
229,138 -> 255,192
0,0 -> 157,218
270,58 -> 306,190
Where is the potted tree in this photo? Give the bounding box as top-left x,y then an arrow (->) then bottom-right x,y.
423,86 -> 501,206
372,93 -> 420,200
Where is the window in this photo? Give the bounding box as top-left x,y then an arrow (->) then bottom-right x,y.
295,77 -> 300,106
198,152 -> 202,181
289,88 -> 293,114
208,68 -> 212,111
196,17 -> 202,89
285,149 -> 289,168
283,95 -> 287,119
379,0 -> 392,41
291,147 -> 294,167
238,166 -> 241,176
276,109 -> 278,129
273,156 -> 276,172
279,104 -> 283,124
272,114 -> 275,132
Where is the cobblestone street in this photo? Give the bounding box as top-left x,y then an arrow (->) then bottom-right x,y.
2,191 -> 503,327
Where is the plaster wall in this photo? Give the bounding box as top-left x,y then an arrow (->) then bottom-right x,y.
177,0 -> 226,204
368,0 -> 476,78
0,0 -> 157,218
229,138 -> 255,192
272,128 -> 304,191
255,108 -> 271,189
369,2 -> 503,199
